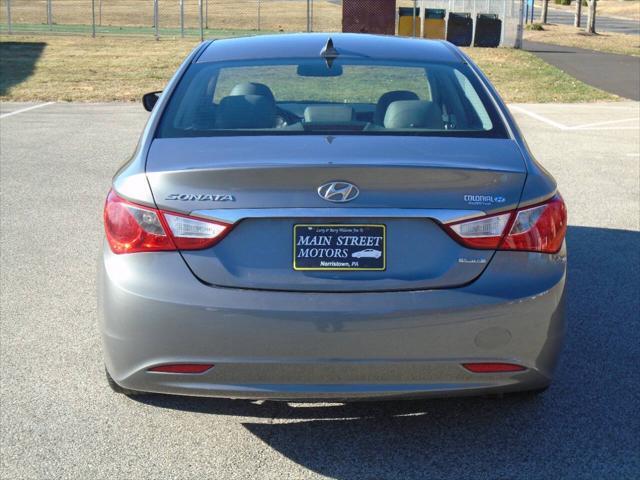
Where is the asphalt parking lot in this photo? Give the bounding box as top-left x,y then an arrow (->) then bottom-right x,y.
1,101 -> 639,479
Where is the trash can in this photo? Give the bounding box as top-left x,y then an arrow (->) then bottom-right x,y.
397,7 -> 420,37
423,9 -> 446,39
446,12 -> 473,47
474,14 -> 502,47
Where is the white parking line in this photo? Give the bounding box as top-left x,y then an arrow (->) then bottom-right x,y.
572,118 -> 638,130
0,102 -> 55,119
509,105 -> 568,130
577,126 -> 639,131
510,105 -> 640,131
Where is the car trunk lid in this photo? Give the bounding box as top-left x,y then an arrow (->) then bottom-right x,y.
146,135 -> 526,292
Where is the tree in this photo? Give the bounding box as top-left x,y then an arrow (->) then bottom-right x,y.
541,0 -> 550,24
574,0 -> 583,27
587,0 -> 597,34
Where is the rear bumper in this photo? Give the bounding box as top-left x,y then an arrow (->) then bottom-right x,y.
98,242 -> 566,400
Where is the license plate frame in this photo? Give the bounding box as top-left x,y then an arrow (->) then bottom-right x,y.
293,224 -> 386,271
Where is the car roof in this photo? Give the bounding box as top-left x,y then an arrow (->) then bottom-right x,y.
196,33 -> 462,64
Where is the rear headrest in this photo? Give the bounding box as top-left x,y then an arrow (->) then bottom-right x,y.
384,100 -> 443,129
304,105 -> 355,123
229,82 -> 275,102
215,95 -> 276,129
374,90 -> 419,125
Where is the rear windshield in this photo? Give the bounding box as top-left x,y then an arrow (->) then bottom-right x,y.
157,58 -> 508,138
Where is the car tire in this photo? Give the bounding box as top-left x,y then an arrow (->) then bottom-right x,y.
105,367 -> 144,396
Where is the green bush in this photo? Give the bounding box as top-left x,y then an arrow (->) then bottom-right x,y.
554,0 -> 572,5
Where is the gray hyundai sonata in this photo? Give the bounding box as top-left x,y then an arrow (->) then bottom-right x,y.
99,33 -> 567,400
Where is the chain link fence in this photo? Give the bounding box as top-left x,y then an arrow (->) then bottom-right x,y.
0,0 -> 523,47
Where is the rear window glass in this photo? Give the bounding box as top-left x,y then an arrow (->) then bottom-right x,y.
157,58 -> 507,138
212,65 -> 432,104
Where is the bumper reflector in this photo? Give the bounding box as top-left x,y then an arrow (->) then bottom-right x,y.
462,362 -> 526,373
148,364 -> 214,374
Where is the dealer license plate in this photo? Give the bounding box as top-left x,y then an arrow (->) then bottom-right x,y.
293,224 -> 386,271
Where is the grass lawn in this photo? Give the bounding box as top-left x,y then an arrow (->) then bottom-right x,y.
0,0 -> 342,33
0,34 -> 618,103
525,23 -> 640,57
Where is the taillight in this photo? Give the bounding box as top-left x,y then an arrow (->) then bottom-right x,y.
104,190 -> 232,254
163,212 -> 230,250
104,190 -> 175,254
444,194 -> 567,254
447,212 -> 512,249
501,195 -> 567,253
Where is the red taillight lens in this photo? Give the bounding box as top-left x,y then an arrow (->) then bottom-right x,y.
501,194 -> 567,254
462,362 -> 526,373
444,194 -> 567,254
104,190 -> 175,254
148,363 -> 214,374
104,190 -> 232,254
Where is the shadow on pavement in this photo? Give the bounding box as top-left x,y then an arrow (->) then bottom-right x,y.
136,225 -> 639,478
0,42 -> 46,96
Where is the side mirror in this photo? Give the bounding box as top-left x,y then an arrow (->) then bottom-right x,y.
142,91 -> 162,112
